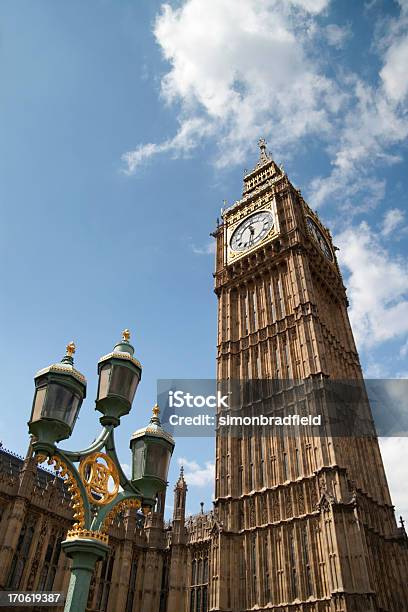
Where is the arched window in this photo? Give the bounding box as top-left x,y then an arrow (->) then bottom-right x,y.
91,547 -> 115,611
125,550 -> 138,612
37,528 -> 63,591
196,587 -> 201,612
203,556 -> 208,582
251,533 -> 257,603
302,527 -> 313,596
289,532 -> 298,599
202,586 -> 208,611
7,515 -> 36,589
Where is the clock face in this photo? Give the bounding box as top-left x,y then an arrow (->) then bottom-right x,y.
230,211 -> 274,252
306,217 -> 333,261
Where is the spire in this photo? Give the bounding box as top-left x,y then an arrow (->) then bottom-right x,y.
242,138 -> 280,196
173,464 -> 188,534
258,137 -> 271,164
175,464 -> 187,490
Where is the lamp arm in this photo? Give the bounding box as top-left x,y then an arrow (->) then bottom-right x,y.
62,425 -> 114,462
104,430 -> 143,496
91,491 -> 141,532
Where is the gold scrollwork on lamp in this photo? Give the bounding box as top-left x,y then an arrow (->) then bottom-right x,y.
35,453 -> 86,531
101,498 -> 141,534
79,452 -> 119,506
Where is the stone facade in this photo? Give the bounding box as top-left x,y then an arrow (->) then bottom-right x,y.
1,144 -> 407,611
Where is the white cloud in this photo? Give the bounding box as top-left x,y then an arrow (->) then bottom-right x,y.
310,3 -> 408,210
380,36 -> 408,102
177,456 -> 215,486
380,7 -> 408,104
336,221 -> 408,348
324,23 -> 351,49
123,0 -> 341,171
400,338 -> 408,358
192,240 -> 216,255
309,74 -> 408,210
122,118 -> 212,174
122,0 -> 408,234
381,208 -> 405,236
379,437 -> 408,518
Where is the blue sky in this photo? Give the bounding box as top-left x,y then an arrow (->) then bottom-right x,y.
0,0 -> 407,519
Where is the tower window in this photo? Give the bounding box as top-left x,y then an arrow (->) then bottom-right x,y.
289,533 -> 298,600
277,278 -> 286,317
251,534 -> 257,602
295,448 -> 300,477
243,293 -> 249,335
283,452 -> 289,481
275,346 -> 280,377
284,344 -> 292,378
302,527 -> 313,596
256,351 -> 262,378
253,289 -> 258,330
268,283 -> 276,322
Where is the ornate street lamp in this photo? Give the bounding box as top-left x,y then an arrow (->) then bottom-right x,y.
130,404 -> 175,508
96,329 -> 142,425
29,342 -> 86,452
27,331 -> 174,612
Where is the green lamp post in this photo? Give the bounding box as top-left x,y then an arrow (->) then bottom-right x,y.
27,331 -> 174,612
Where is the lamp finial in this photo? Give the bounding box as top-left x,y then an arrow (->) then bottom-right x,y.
66,341 -> 76,356
122,329 -> 131,342
62,341 -> 76,365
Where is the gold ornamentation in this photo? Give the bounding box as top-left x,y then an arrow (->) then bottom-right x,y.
101,498 -> 141,534
34,452 -> 48,465
98,351 -> 141,369
35,363 -> 86,384
45,455 -> 85,530
65,528 -> 109,545
79,452 -> 119,506
66,341 -> 76,356
122,329 -> 131,342
131,425 -> 174,444
152,404 -> 160,417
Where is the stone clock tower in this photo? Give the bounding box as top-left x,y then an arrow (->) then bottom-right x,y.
210,140 -> 408,611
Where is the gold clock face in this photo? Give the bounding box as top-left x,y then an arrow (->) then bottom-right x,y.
230,210 -> 274,252
307,216 -> 333,261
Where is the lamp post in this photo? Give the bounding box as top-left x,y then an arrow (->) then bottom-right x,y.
27,331 -> 174,612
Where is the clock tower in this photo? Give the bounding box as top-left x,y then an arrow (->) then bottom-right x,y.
210,140 -> 408,611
